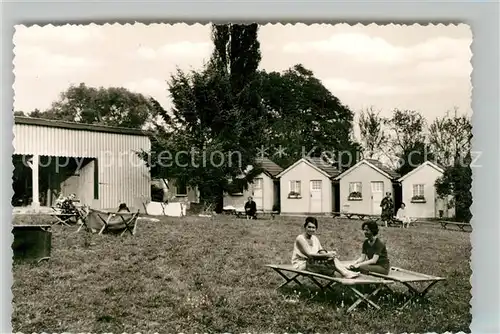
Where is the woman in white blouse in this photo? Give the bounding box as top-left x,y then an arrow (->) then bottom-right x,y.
395,203 -> 412,228
291,216 -> 359,278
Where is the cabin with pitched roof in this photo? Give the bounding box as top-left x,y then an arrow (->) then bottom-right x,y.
223,157 -> 283,213
276,157 -> 340,215
397,160 -> 454,219
333,159 -> 400,216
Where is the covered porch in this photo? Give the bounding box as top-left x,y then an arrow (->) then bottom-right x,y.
12,154 -> 99,212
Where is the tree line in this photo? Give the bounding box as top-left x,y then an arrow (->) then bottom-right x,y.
14,23 -> 473,222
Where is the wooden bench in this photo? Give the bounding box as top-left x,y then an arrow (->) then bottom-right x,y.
332,212 -> 376,220
233,210 -> 279,220
439,221 -> 472,232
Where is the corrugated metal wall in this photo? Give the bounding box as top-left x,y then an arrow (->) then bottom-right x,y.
13,124 -> 151,209
78,160 -> 94,206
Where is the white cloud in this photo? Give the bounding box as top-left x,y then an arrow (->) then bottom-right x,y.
13,45 -> 100,77
159,41 -> 212,55
323,77 -> 407,96
322,77 -> 446,97
134,41 -> 212,60
283,33 -> 471,66
284,33 -> 403,64
136,46 -> 157,60
14,24 -> 103,46
124,78 -> 167,95
414,57 -> 472,78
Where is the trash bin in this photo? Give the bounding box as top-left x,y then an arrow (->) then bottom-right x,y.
12,225 -> 52,263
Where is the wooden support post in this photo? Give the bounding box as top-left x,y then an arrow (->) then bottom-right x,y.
31,155 -> 40,209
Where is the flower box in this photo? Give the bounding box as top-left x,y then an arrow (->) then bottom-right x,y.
411,195 -> 426,203
348,191 -> 362,201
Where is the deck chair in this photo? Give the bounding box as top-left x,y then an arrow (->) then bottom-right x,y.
98,210 -> 140,236
366,266 -> 446,310
79,208 -> 140,236
266,264 -> 394,313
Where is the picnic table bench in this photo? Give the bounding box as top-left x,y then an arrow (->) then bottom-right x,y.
332,212 -> 376,220
226,209 -> 279,220
266,264 -> 394,313
439,220 -> 472,232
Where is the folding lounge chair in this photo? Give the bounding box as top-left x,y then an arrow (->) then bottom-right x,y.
98,210 -> 140,236
265,264 -> 394,313
366,266 -> 446,310
79,208 -> 140,236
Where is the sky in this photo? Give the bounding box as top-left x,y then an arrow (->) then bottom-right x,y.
13,23 -> 473,122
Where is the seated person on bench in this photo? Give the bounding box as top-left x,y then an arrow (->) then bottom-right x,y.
348,220 -> 390,275
292,217 -> 359,279
395,202 -> 411,228
244,196 -> 257,219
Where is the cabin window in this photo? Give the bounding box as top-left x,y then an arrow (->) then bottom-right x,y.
253,178 -> 263,189
288,180 -> 301,198
412,184 -> 425,202
348,182 -> 362,200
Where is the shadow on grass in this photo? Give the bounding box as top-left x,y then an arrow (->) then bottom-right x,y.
277,282 -> 434,313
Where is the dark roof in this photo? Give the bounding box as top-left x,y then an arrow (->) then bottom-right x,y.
14,116 -> 149,136
306,157 -> 341,178
255,157 -> 283,178
365,159 -> 399,179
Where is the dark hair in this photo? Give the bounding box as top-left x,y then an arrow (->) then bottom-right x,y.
118,203 -> 130,212
304,216 -> 318,229
400,202 -> 406,208
362,220 -> 379,236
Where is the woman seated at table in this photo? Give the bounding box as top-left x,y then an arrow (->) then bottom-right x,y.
348,220 -> 390,275
292,217 -> 359,279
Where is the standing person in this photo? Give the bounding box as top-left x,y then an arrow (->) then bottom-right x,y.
244,196 -> 257,219
291,217 -> 359,279
380,192 -> 394,227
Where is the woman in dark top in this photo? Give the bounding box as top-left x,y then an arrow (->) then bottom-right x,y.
380,192 -> 394,227
348,220 -> 390,275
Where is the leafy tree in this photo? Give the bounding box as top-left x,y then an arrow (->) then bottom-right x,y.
13,111 -> 25,117
28,109 -> 44,118
396,141 -> 435,176
37,83 -> 160,129
146,23 -> 265,210
357,106 -> 389,160
259,64 -> 359,169
386,109 -> 427,169
429,107 -> 472,168
435,151 -> 473,223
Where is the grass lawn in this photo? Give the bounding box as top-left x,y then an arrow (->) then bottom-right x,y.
12,214 -> 471,333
